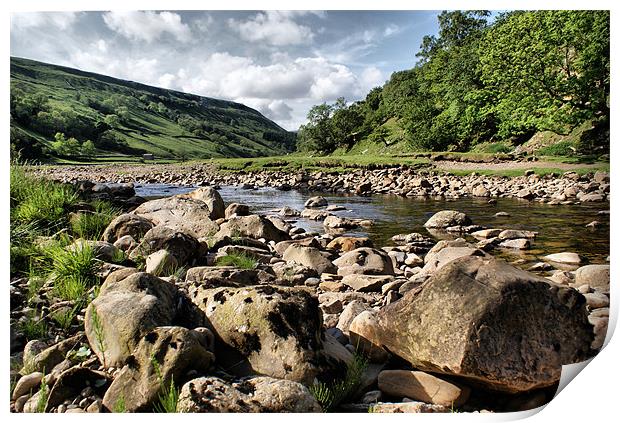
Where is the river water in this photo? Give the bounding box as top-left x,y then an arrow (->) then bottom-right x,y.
134,183 -> 610,268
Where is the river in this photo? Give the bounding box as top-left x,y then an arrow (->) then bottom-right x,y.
134,183 -> 610,268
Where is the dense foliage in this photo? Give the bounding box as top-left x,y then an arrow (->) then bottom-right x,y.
10,57 -> 296,161
298,10 -> 609,155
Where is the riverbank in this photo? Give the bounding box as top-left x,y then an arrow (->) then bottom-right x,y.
10,171 -> 609,413
33,159 -> 610,205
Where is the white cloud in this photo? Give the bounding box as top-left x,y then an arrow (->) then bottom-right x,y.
11,12 -> 78,31
228,11 -> 315,46
383,24 -> 401,37
102,11 -> 191,43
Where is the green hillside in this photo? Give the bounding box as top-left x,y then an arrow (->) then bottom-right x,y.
10,57 -> 296,162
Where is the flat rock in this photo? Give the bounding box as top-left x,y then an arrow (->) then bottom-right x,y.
341,274 -> 394,292
378,370 -> 470,407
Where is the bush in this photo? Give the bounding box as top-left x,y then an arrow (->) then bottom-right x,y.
538,140 -> 577,156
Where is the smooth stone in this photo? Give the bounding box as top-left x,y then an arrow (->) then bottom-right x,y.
378,370 -> 470,407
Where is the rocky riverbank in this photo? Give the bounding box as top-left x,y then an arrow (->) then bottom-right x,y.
33,163 -> 610,204
10,182 -> 609,413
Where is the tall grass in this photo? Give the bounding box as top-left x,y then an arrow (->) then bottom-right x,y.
309,354 -> 368,412
70,201 -> 120,240
151,354 -> 179,413
11,165 -> 77,229
46,243 -> 99,301
215,253 -> 258,269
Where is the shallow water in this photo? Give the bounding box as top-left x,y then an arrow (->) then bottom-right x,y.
134,183 -> 610,267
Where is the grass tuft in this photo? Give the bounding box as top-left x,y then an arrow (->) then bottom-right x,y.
18,309 -> 48,340
309,353 -> 368,412
215,253 -> 258,269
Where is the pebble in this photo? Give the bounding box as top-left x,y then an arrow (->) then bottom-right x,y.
583,292 -> 610,309
12,372 -> 44,400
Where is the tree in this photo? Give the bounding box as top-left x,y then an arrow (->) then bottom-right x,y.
297,103 -> 335,153
480,10 -> 610,138
104,114 -> 121,128
81,140 -> 96,157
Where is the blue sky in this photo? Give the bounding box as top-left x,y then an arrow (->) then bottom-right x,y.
11,10 -> 441,130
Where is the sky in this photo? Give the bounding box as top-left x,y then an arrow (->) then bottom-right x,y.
10,10 -> 441,130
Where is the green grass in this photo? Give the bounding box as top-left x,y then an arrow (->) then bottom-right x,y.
45,242 -> 99,301
11,165 -> 77,229
309,354 -> 368,412
19,309 -> 48,340
11,56 -> 294,161
470,141 -> 513,154
50,303 -> 81,330
70,201 -> 120,240
215,253 -> 258,269
151,354 -> 179,413
537,140 -> 578,156
35,377 -> 48,413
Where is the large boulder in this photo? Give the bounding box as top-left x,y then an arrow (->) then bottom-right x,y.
102,326 -> 215,412
423,210 -> 471,229
102,214 -> 155,243
283,244 -> 337,275
129,225 -> 200,265
179,186 -> 225,220
574,264 -> 610,292
190,285 -> 323,384
177,376 -> 321,412
333,248 -> 394,276
132,197 -> 219,239
216,215 -> 290,243
85,270 -> 179,367
364,256 -> 593,393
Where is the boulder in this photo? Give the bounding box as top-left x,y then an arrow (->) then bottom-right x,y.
348,311 -> 389,363
333,248 -> 394,276
336,300 -> 371,335
102,326 -> 215,412
367,256 -> 593,393
102,214 -> 155,243
216,215 -> 290,243
12,372 -> 44,400
378,370 -> 470,407
327,236 -> 373,252
145,249 -> 178,276
177,376 -> 321,412
544,252 -> 583,265
85,271 -> 179,367
305,196 -> 328,208
471,229 -> 502,239
283,244 -> 337,275
574,265 -> 610,292
225,203 -> 250,219
422,243 -> 486,274
323,215 -> 359,229
301,208 -> 332,220
26,333 -> 85,374
185,266 -> 274,288
132,197 -> 219,239
499,239 -> 530,250
274,237 -> 320,256
498,230 -> 537,240
341,274 -> 394,292
191,285 -> 324,384
130,225 -> 200,265
179,186 -> 225,220
423,211 -> 471,229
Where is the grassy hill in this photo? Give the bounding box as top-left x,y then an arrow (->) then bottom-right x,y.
10,57 -> 296,162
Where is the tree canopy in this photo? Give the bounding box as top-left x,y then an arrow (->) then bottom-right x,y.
298,10 -> 609,154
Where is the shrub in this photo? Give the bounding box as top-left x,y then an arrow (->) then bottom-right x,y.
537,140 -> 577,156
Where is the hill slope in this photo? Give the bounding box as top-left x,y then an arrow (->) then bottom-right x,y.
10,57 -> 296,161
